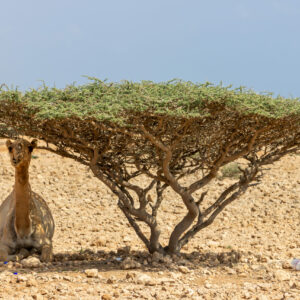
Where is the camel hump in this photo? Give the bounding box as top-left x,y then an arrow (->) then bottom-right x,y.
30,191 -> 55,239
0,193 -> 14,236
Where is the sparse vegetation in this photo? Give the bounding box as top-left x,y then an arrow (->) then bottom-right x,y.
219,162 -> 242,179
0,79 -> 299,254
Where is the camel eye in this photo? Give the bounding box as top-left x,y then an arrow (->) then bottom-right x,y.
8,146 -> 13,153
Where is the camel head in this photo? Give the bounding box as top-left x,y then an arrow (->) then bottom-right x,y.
6,139 -> 38,168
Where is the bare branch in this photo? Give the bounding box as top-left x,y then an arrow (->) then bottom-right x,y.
118,201 -> 150,249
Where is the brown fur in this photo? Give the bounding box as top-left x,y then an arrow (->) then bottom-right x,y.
0,139 -> 55,262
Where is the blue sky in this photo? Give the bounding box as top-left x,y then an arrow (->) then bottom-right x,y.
0,0 -> 300,97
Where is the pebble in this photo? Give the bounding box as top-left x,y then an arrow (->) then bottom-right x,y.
204,282 -> 212,289
274,270 -> 291,281
135,273 -> 156,286
21,257 -> 42,268
16,275 -> 28,282
32,294 -> 43,300
178,266 -> 190,274
120,257 -> 141,269
152,251 -> 164,262
84,269 -> 99,278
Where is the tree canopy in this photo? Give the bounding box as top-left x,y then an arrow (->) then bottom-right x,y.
1,79 -> 300,122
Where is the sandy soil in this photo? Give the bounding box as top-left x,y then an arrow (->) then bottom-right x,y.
0,138 -> 299,299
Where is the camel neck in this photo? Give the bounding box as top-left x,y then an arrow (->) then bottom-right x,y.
14,164 -> 31,237
15,165 -> 30,186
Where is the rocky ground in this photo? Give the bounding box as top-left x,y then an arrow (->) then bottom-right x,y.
0,138 -> 299,300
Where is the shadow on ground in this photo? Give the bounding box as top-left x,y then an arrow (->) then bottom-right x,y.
0,248 -> 242,275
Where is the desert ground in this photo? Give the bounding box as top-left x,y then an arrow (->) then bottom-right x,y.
0,138 -> 299,300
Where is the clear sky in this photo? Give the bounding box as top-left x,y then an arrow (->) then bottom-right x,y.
0,0 -> 300,97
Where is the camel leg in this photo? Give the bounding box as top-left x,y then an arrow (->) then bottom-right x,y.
15,248 -> 30,261
40,243 -> 53,262
0,244 -> 9,261
34,226 -> 53,262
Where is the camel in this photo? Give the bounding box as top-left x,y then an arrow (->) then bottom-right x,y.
0,139 -> 54,262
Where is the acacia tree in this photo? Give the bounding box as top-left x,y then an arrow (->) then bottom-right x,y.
0,80 -> 299,254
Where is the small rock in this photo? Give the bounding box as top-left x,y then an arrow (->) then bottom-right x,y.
102,294 -> 112,300
26,278 -> 37,287
162,255 -> 173,265
257,283 -> 271,291
84,268 -> 99,278
243,291 -> 251,299
274,270 -> 291,281
32,294 -> 43,300
126,272 -> 137,280
21,257 -> 42,268
63,275 -> 72,281
159,277 -> 176,284
260,256 -> 269,263
123,236 -> 132,242
117,246 -> 131,255
282,261 -> 292,269
257,295 -> 269,300
120,257 -> 141,270
223,266 -> 236,275
207,241 -> 219,247
289,281 -> 300,289
152,251 -> 163,262
204,282 -> 212,289
178,266 -> 190,274
16,275 -> 28,282
107,276 -> 116,284
250,264 -> 263,271
91,237 -> 106,247
0,271 -> 13,282
136,273 -> 156,286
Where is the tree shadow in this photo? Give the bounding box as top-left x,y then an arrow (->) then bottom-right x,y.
0,248 -> 242,275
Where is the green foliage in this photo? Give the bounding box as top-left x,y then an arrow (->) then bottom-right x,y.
219,162 -> 242,179
0,79 -> 300,124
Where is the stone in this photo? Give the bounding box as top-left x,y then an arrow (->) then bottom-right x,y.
178,265 -> 190,274
159,277 -> 176,284
106,276 -> 116,284
135,273 -> 156,286
84,268 -> 99,278
243,291 -> 251,299
204,282 -> 212,289
21,257 -> 42,268
162,255 -> 173,265
281,261 -> 292,269
274,270 -> 291,281
120,257 -> 141,270
26,278 -> 37,287
207,240 -> 220,247
32,294 -> 43,300
16,275 -> 28,282
257,295 -> 269,300
152,251 -> 164,262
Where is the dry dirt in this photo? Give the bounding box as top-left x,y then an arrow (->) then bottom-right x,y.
0,138 -> 299,300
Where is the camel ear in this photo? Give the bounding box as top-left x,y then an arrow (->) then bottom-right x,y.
29,139 -> 38,152
6,140 -> 12,152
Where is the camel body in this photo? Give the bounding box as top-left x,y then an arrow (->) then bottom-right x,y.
0,190 -> 54,257
0,139 -> 55,261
